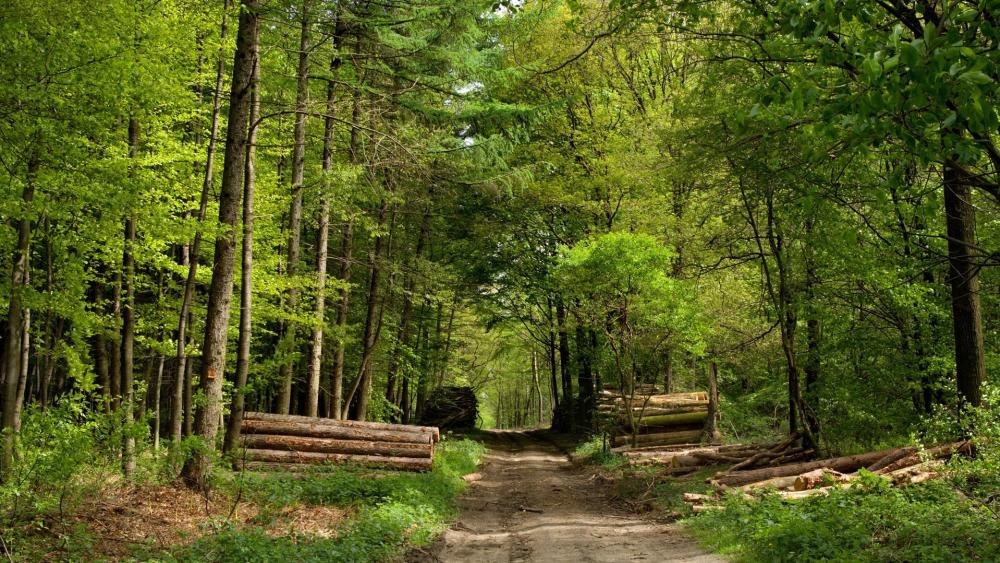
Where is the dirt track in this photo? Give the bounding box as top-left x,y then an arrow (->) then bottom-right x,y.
413,430 -> 722,562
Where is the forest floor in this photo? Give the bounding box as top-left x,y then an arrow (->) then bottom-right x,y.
409,430 -> 721,563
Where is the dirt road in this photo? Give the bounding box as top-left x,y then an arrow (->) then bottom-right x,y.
413,430 -> 722,563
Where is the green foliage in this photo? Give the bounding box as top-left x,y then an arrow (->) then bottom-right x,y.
168,438 -> 485,562
572,435 -> 625,469
687,478 -> 1000,562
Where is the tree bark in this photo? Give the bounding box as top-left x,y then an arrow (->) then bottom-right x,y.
556,299 -> 572,429
385,206 -> 430,410
0,157 -> 35,478
181,0 -> 258,490
172,0 -> 231,444
120,118 -> 139,478
702,361 -> 722,442
223,45 -> 259,455
277,0 -> 312,414
343,200 -> 389,421
943,164 -> 985,409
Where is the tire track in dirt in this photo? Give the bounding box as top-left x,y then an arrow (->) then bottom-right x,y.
412,430 -> 722,563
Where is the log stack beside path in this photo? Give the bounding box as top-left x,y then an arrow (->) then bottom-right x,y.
598,387 -> 711,448
239,412 -> 440,472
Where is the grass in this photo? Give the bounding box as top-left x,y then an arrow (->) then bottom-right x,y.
685,472 -> 1000,562
155,438 -> 486,562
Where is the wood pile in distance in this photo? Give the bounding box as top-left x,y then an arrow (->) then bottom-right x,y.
238,412 -> 440,472
599,389 -> 711,448
420,386 -> 478,429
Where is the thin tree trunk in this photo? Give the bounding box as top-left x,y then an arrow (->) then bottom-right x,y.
343,200 -> 388,421
0,157 -> 34,477
223,45 -> 259,454
385,206 -> 430,408
437,296 -> 456,387
120,117 -> 139,479
181,0 -> 258,490
172,0 -> 231,444
277,0 -> 312,415
531,347 -> 542,424
13,276 -> 30,432
308,47 -> 341,418
943,164 -> 985,409
703,361 -> 722,442
556,299 -> 572,429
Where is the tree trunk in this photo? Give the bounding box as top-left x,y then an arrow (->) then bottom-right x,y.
181,0 -> 258,490
575,321 -> 593,426
277,2 -> 312,415
343,200 -> 389,421
307,46 -> 342,418
702,361 -> 722,442
12,272 -> 30,432
172,0 -> 231,444
385,206 -> 430,410
943,164 -> 985,410
556,299 -> 572,429
0,157 -> 35,478
222,46 -> 259,454
120,117 -> 139,478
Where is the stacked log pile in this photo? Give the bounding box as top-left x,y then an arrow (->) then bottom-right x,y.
681,440 -> 972,511
597,388 -> 711,448
238,412 -> 440,472
420,386 -> 478,429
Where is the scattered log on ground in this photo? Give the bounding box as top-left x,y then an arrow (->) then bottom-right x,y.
875,441 -> 972,474
243,448 -> 433,471
866,446 -> 917,472
739,475 -> 799,491
419,386 -> 478,429
712,447 -> 904,487
242,434 -> 433,458
793,468 -> 848,491
885,460 -> 944,485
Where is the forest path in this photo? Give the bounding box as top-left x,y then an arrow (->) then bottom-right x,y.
410,430 -> 721,562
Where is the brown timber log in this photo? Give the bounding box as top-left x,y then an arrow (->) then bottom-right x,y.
241,434 -> 432,458
612,429 -> 703,448
243,411 -> 439,441
713,447 -> 904,487
241,418 -> 432,444
876,441 -> 971,474
244,448 -> 432,471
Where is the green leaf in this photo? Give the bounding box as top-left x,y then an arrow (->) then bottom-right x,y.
959,70 -> 993,85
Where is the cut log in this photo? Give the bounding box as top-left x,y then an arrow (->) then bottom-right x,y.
739,475 -> 798,491
682,493 -> 714,503
779,488 -> 832,500
241,418 -> 432,445
626,411 -> 708,428
713,447 -> 903,487
793,469 -> 846,491
691,504 -> 722,513
876,441 -> 971,474
613,405 -> 710,417
886,460 -> 943,485
866,446 -> 917,472
244,411 -> 439,442
244,448 -> 432,471
241,434 -> 432,458
612,429 -> 703,448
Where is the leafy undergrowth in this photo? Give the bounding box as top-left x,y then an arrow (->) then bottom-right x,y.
155,438 -> 486,562
686,471 -> 1000,562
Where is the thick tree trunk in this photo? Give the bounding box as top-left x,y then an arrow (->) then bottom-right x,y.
172,0 -> 231,444
181,0 -> 258,490
223,48 -> 259,454
943,164 -> 985,409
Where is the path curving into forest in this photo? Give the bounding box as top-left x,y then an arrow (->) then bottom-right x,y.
411,430 -> 721,563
